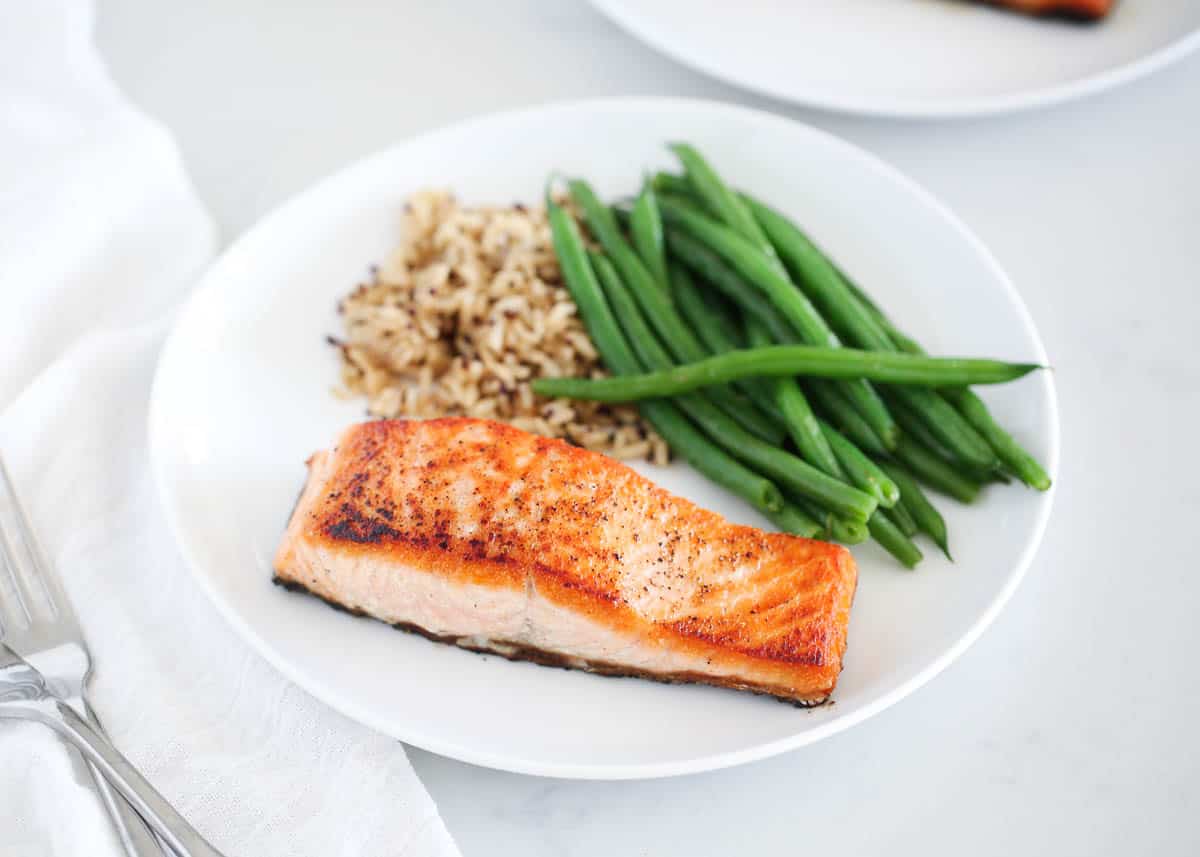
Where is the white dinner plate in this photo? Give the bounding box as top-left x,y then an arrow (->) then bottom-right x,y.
149,98 -> 1058,779
593,0 -> 1200,118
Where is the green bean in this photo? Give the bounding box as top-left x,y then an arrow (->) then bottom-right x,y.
669,263 -> 788,426
629,183 -> 670,292
837,271 -> 1049,489
647,406 -> 785,508
882,322 -> 925,357
532,344 -> 1040,402
805,380 -> 888,457
586,252 -> 784,445
572,188 -> 779,444
741,193 -> 1005,474
756,366 -> 834,473
662,167 -> 1047,517
798,495 -> 919,568
802,495 -> 920,564
878,460 -> 951,559
855,291 -> 925,355
592,252 -> 878,524
547,195 -> 783,514
885,323 -> 1046,487
567,185 -> 724,370
887,387 -> 1000,474
828,515 -> 870,546
862,282 -> 1039,486
887,391 -> 957,458
841,273 -> 882,315
687,176 -> 1050,491
661,177 -> 896,356
643,404 -> 787,511
888,371 -> 1012,484
886,498 -> 919,537
546,197 -> 639,375
818,419 -> 899,508
714,395 -> 786,445
639,403 -> 787,515
796,499 -> 870,545
893,435 -> 981,504
571,180 -> 699,356
724,397 -> 787,444
743,385 -> 791,429
658,195 -> 839,348
905,404 -> 1012,485
665,227 -> 797,345
668,262 -> 746,354
659,410 -> 875,529
942,388 -> 1051,491
669,143 -> 781,270
658,195 -> 899,448
672,283 -> 792,427
990,468 -> 1014,485
565,179 -> 623,248
869,511 -> 923,569
838,274 -> 926,353
741,194 -> 894,351
763,501 -> 824,539
651,170 -> 696,199
888,386 -> 988,480
744,317 -> 842,478
588,251 -> 674,368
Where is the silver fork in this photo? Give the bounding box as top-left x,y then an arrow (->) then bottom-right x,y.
0,456 -> 226,857
0,457 -> 165,857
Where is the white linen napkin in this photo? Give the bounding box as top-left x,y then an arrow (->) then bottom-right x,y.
0,2 -> 460,855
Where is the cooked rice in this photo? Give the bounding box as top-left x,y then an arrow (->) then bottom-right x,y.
333,190 -> 669,464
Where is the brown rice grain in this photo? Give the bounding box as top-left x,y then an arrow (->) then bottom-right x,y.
333,190 -> 666,461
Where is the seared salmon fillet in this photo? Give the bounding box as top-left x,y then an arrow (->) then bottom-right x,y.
985,0 -> 1112,19
273,418 -> 858,704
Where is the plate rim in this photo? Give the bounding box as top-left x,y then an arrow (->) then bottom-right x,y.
591,0 -> 1200,119
148,96 -> 1060,779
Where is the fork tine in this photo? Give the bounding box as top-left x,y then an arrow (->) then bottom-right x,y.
0,479 -> 34,636
0,455 -> 65,625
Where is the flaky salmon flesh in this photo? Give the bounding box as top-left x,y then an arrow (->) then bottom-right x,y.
273,418 -> 858,704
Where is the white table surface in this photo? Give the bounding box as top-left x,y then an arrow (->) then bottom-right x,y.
96,2 -> 1200,854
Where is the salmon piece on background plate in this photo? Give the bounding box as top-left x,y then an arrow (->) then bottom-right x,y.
986,0 -> 1112,19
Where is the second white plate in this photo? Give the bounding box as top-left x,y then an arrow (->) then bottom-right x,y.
149,98 -> 1058,778
593,0 -> 1200,118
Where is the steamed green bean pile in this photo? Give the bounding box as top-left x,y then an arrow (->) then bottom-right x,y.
539,146 -> 1049,568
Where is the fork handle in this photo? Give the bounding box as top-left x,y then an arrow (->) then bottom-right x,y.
36,699 -> 227,857
83,700 -> 172,857
87,756 -> 171,857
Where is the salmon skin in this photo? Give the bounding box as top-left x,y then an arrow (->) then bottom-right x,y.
984,0 -> 1112,19
273,418 -> 858,705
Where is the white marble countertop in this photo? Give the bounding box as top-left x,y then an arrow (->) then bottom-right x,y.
96,2 -> 1200,854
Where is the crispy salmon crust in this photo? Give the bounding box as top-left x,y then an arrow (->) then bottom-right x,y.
273,418 -> 858,704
